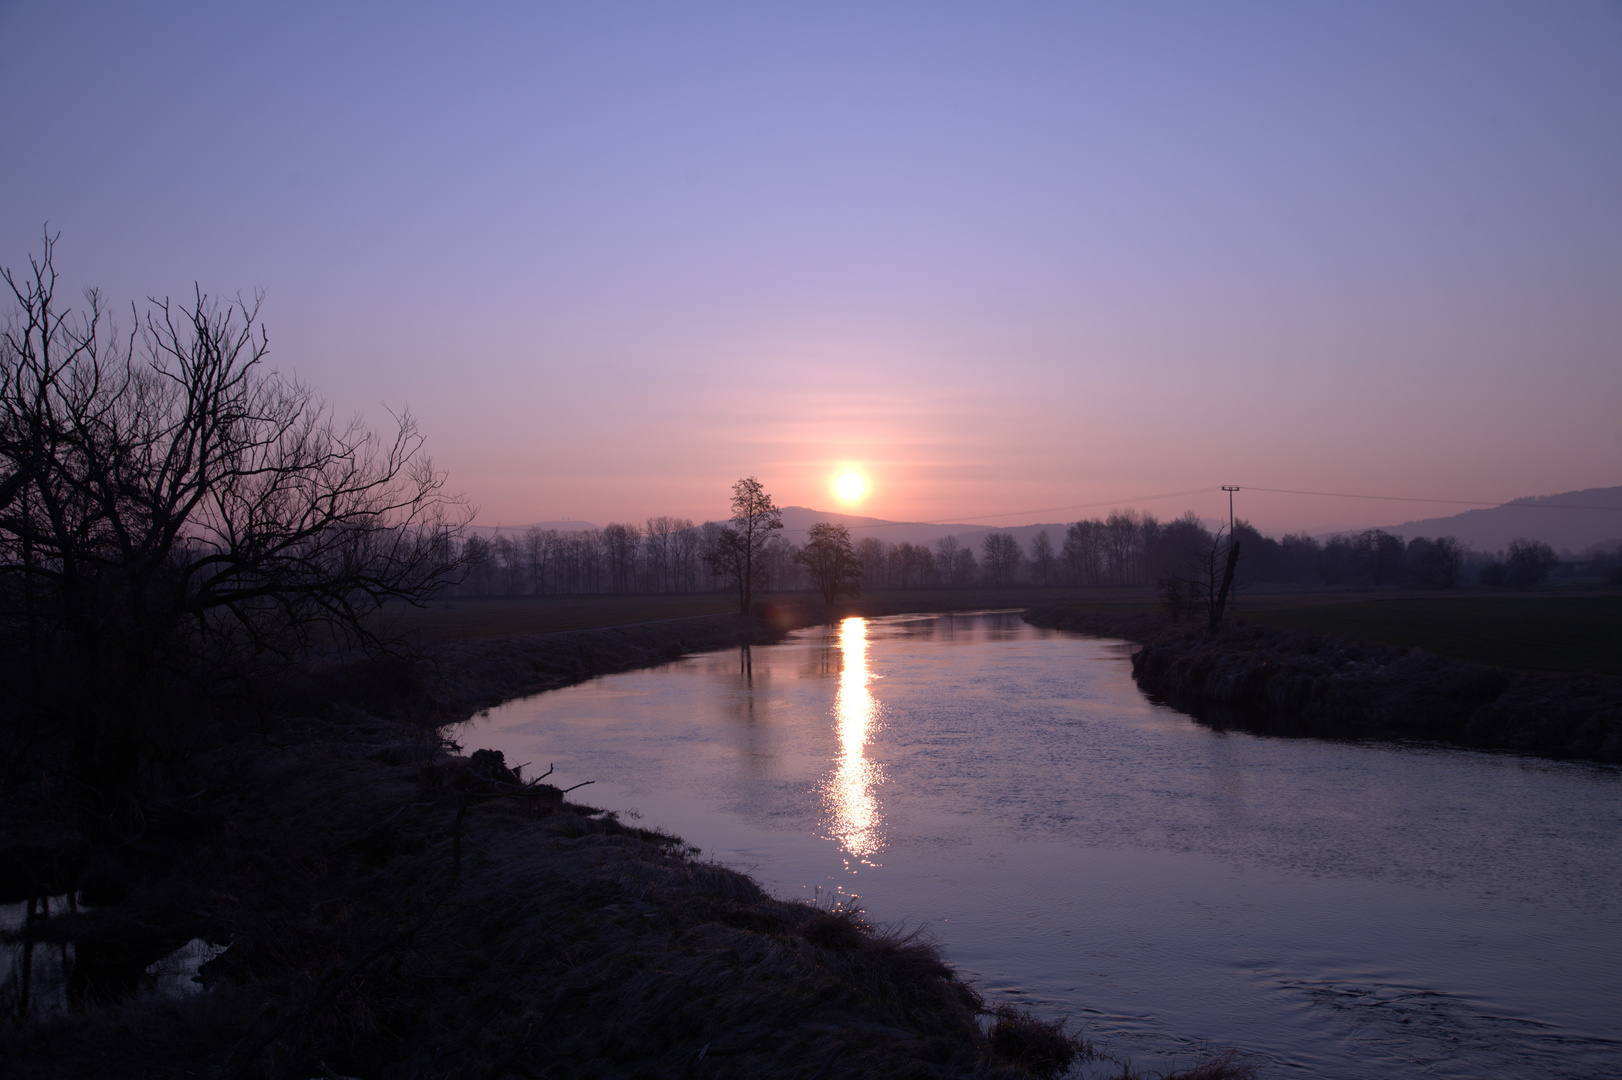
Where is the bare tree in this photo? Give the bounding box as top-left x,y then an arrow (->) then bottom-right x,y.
980,531 -> 1022,587
1157,530 -> 1241,632
643,515 -> 680,592
601,522 -> 642,593
1506,537 -> 1558,588
1062,519 -> 1104,586
856,536 -> 887,588
0,235 -> 469,835
670,518 -> 699,592
1102,512 -> 1130,584
1030,529 -> 1055,586
799,522 -> 862,603
935,535 -> 967,587
704,477 -> 782,613
523,525 -> 554,594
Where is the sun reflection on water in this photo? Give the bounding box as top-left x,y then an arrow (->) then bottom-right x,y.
826,616 -> 884,866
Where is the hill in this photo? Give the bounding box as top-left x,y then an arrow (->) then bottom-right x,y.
1379,485 -> 1622,555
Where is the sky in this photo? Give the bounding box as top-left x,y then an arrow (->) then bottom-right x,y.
2,1 -> 1620,534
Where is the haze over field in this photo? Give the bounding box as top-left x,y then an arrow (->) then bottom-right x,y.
2,3 -> 1619,535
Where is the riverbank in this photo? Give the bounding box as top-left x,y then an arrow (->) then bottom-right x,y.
1023,600 -> 1622,761
1128,622 -> 1622,761
3,612 -> 1111,1079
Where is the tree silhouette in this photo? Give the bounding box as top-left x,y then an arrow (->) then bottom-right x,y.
704,476 -> 782,613
1030,529 -> 1055,586
0,235 -> 469,836
1505,538 -> 1558,588
799,522 -> 862,603
980,531 -> 1023,587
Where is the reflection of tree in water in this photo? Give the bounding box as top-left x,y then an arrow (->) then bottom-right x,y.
801,623 -> 844,680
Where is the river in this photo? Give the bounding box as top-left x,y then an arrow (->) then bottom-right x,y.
463,611 -> 1622,1079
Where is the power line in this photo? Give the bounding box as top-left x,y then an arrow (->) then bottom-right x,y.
812,484 -> 1622,535
1240,486 -> 1622,512
835,486 -> 1220,531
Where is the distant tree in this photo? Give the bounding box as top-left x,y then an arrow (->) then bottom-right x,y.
761,535 -> 800,591
981,531 -> 1023,587
1153,513 -> 1213,582
1104,512 -> 1138,585
1279,533 -> 1322,585
1227,520 -> 1289,585
523,525 -> 553,594
799,522 -> 862,603
602,522 -> 642,593
952,545 -> 978,587
1061,520 -> 1104,586
902,541 -> 936,588
670,518 -> 699,592
1370,530 -> 1406,586
914,543 -> 937,586
1321,528 -> 1403,589
935,535 -> 962,587
1405,535 -> 1464,589
856,536 -> 887,588
704,476 -> 783,613
643,515 -> 679,592
1505,538 -> 1558,588
494,532 -> 525,594
1030,530 -> 1055,586
461,534 -> 495,595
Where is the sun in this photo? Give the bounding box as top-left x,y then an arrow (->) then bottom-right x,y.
834,472 -> 868,504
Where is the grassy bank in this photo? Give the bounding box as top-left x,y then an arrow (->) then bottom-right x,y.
1027,588 -> 1622,678
1130,622 -> 1622,761
3,709 -> 1056,1078
1236,593 -> 1622,677
4,611 -> 1141,1079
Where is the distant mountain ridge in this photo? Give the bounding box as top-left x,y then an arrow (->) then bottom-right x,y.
1377,485 -> 1622,555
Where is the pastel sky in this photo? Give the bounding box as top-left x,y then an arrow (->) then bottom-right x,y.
3,2 -> 1619,534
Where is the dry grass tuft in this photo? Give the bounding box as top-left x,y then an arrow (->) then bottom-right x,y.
985,1003 -> 1091,1078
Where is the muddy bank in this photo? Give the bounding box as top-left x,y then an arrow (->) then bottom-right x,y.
419,611 -> 785,719
7,719 -> 1050,1078
1129,622 -> 1622,761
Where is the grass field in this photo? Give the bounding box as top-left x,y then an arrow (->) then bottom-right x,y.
373,593 -> 741,641
377,587 -> 1622,677
1238,593 -> 1622,676
374,586 -> 1159,642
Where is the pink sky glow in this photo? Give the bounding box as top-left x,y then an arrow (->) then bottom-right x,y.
3,3 -> 1619,535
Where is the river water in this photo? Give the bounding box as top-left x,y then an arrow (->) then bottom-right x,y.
463,611 -> 1622,1079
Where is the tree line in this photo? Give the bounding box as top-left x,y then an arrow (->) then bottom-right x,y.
453,502 -> 1595,599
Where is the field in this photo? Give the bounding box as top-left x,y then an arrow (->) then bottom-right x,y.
374,586 -> 1159,643
1236,592 -> 1622,676
372,593 -> 741,641
376,587 -> 1622,678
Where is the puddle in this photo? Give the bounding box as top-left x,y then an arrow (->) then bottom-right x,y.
2,894 -> 225,1018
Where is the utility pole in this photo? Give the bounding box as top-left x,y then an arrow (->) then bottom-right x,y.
1221,486 -> 1239,538
1221,486 -> 1240,612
